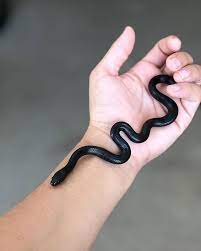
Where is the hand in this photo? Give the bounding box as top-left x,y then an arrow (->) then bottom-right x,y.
86,26 -> 201,175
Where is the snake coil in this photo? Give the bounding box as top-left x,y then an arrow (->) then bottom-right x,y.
50,74 -> 178,186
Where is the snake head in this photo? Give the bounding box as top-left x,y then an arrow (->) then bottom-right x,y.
50,168 -> 67,186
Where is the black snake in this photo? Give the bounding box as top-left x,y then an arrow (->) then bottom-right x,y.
50,74 -> 178,186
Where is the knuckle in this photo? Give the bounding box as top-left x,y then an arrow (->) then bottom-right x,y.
175,51 -> 193,64
167,52 -> 181,64
167,52 -> 178,61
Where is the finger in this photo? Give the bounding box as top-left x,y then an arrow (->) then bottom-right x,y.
173,64 -> 201,84
166,82 -> 201,102
90,26 -> 135,80
142,35 -> 181,68
164,51 -> 193,74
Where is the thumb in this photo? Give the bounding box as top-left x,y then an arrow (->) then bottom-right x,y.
91,26 -> 135,79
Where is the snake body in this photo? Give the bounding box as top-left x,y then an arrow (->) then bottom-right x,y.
50,74 -> 178,186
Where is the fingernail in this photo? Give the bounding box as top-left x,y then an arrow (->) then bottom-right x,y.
178,69 -> 189,79
168,84 -> 181,92
169,58 -> 181,70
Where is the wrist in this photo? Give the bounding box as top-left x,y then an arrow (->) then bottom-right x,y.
48,125 -> 142,250
78,124 -> 143,191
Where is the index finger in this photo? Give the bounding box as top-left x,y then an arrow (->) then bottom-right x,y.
142,35 -> 182,68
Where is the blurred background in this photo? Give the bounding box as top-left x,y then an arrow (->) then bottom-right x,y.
0,0 -> 201,250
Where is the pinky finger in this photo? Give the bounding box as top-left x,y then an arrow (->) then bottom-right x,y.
166,82 -> 201,102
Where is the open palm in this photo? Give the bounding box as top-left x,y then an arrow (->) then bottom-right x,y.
89,27 -> 200,167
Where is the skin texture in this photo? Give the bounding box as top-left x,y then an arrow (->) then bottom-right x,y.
0,26 -> 201,251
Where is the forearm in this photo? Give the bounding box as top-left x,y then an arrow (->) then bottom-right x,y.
0,127 -> 141,251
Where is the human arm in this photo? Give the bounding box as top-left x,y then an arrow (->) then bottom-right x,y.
0,26 -> 201,251
0,130 -> 136,251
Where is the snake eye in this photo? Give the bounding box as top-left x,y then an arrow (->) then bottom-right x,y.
50,169 -> 66,186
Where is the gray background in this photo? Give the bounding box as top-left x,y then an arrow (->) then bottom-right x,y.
0,0 -> 201,250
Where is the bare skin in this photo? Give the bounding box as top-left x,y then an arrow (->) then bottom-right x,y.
0,26 -> 201,251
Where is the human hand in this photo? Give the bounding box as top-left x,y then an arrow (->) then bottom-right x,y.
85,26 -> 201,179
